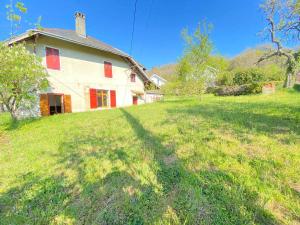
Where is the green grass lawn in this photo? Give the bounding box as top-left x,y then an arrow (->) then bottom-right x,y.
0,90 -> 299,225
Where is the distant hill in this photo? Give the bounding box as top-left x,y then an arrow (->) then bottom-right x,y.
146,64 -> 177,81
229,46 -> 287,70
147,46 -> 288,81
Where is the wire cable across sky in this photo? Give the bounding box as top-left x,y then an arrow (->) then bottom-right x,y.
130,0 -> 138,56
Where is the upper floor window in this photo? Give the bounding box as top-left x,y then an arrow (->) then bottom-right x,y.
46,47 -> 60,70
104,61 -> 112,78
130,73 -> 136,82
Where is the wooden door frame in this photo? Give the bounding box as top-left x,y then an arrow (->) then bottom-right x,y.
47,93 -> 64,114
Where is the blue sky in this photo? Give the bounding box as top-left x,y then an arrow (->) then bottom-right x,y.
0,0 -> 267,68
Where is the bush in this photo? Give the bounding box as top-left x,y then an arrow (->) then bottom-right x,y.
215,83 -> 263,96
294,84 -> 300,92
233,68 -> 265,85
216,71 -> 234,86
206,86 -> 219,94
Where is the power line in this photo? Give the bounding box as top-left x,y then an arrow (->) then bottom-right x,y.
130,0 -> 138,56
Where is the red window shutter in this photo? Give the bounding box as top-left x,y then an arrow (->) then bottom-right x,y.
110,90 -> 116,108
90,89 -> 97,109
46,47 -> 60,70
104,61 -> 112,78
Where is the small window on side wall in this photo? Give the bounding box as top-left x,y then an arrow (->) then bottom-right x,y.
130,73 -> 136,82
104,61 -> 112,78
46,47 -> 60,70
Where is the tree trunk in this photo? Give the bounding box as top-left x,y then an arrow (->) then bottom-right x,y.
283,73 -> 294,88
0,104 -> 4,112
9,110 -> 18,121
7,101 -> 19,121
283,58 -> 297,88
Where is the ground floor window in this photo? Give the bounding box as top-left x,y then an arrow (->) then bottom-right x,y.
90,89 -> 116,109
97,90 -> 109,107
49,94 -> 63,115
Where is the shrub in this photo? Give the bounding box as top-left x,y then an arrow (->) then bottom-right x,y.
233,68 -> 265,85
248,82 -> 264,94
206,86 -> 219,94
216,71 -> 234,86
294,84 -> 300,92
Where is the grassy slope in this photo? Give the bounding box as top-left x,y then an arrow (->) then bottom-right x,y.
0,90 -> 299,225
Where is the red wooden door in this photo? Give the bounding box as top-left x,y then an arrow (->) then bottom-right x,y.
110,90 -> 116,108
133,96 -> 138,105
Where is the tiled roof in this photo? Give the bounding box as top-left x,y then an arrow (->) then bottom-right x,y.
41,28 -> 129,58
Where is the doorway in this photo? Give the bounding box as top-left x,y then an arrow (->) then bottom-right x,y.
49,94 -> 63,115
133,96 -> 138,105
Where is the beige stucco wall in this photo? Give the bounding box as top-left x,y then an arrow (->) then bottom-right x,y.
34,36 -> 145,113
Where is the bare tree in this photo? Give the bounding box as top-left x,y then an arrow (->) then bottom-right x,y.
259,0 -> 300,87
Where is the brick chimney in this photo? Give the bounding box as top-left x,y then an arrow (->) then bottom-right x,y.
75,12 -> 86,37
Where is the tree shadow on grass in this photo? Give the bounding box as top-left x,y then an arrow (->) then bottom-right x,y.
119,108 -> 280,224
0,109 -> 282,224
53,129 -> 163,224
1,117 -> 41,131
0,172 -> 71,225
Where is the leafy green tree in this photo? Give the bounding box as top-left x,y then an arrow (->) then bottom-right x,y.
0,43 -> 48,120
180,21 -> 213,81
6,0 -> 42,37
6,0 -> 27,37
259,0 -> 300,87
166,21 -> 213,96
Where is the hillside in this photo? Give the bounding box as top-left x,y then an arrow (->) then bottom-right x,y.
147,64 -> 177,81
147,47 -> 287,81
229,46 -> 287,70
0,90 -> 300,224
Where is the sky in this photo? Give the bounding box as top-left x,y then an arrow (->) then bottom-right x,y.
0,0 -> 268,68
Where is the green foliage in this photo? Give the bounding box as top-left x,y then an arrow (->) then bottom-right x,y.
0,43 -> 48,120
5,0 -> 43,37
231,67 -> 285,86
6,1 -> 27,37
294,84 -> 300,91
260,0 -> 300,87
213,66 -> 285,94
213,48 -> 286,88
216,70 -> 235,86
232,68 -> 265,85
144,82 -> 157,91
0,90 -> 299,224
168,21 -> 214,96
214,65 -> 284,96
176,57 -> 192,82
